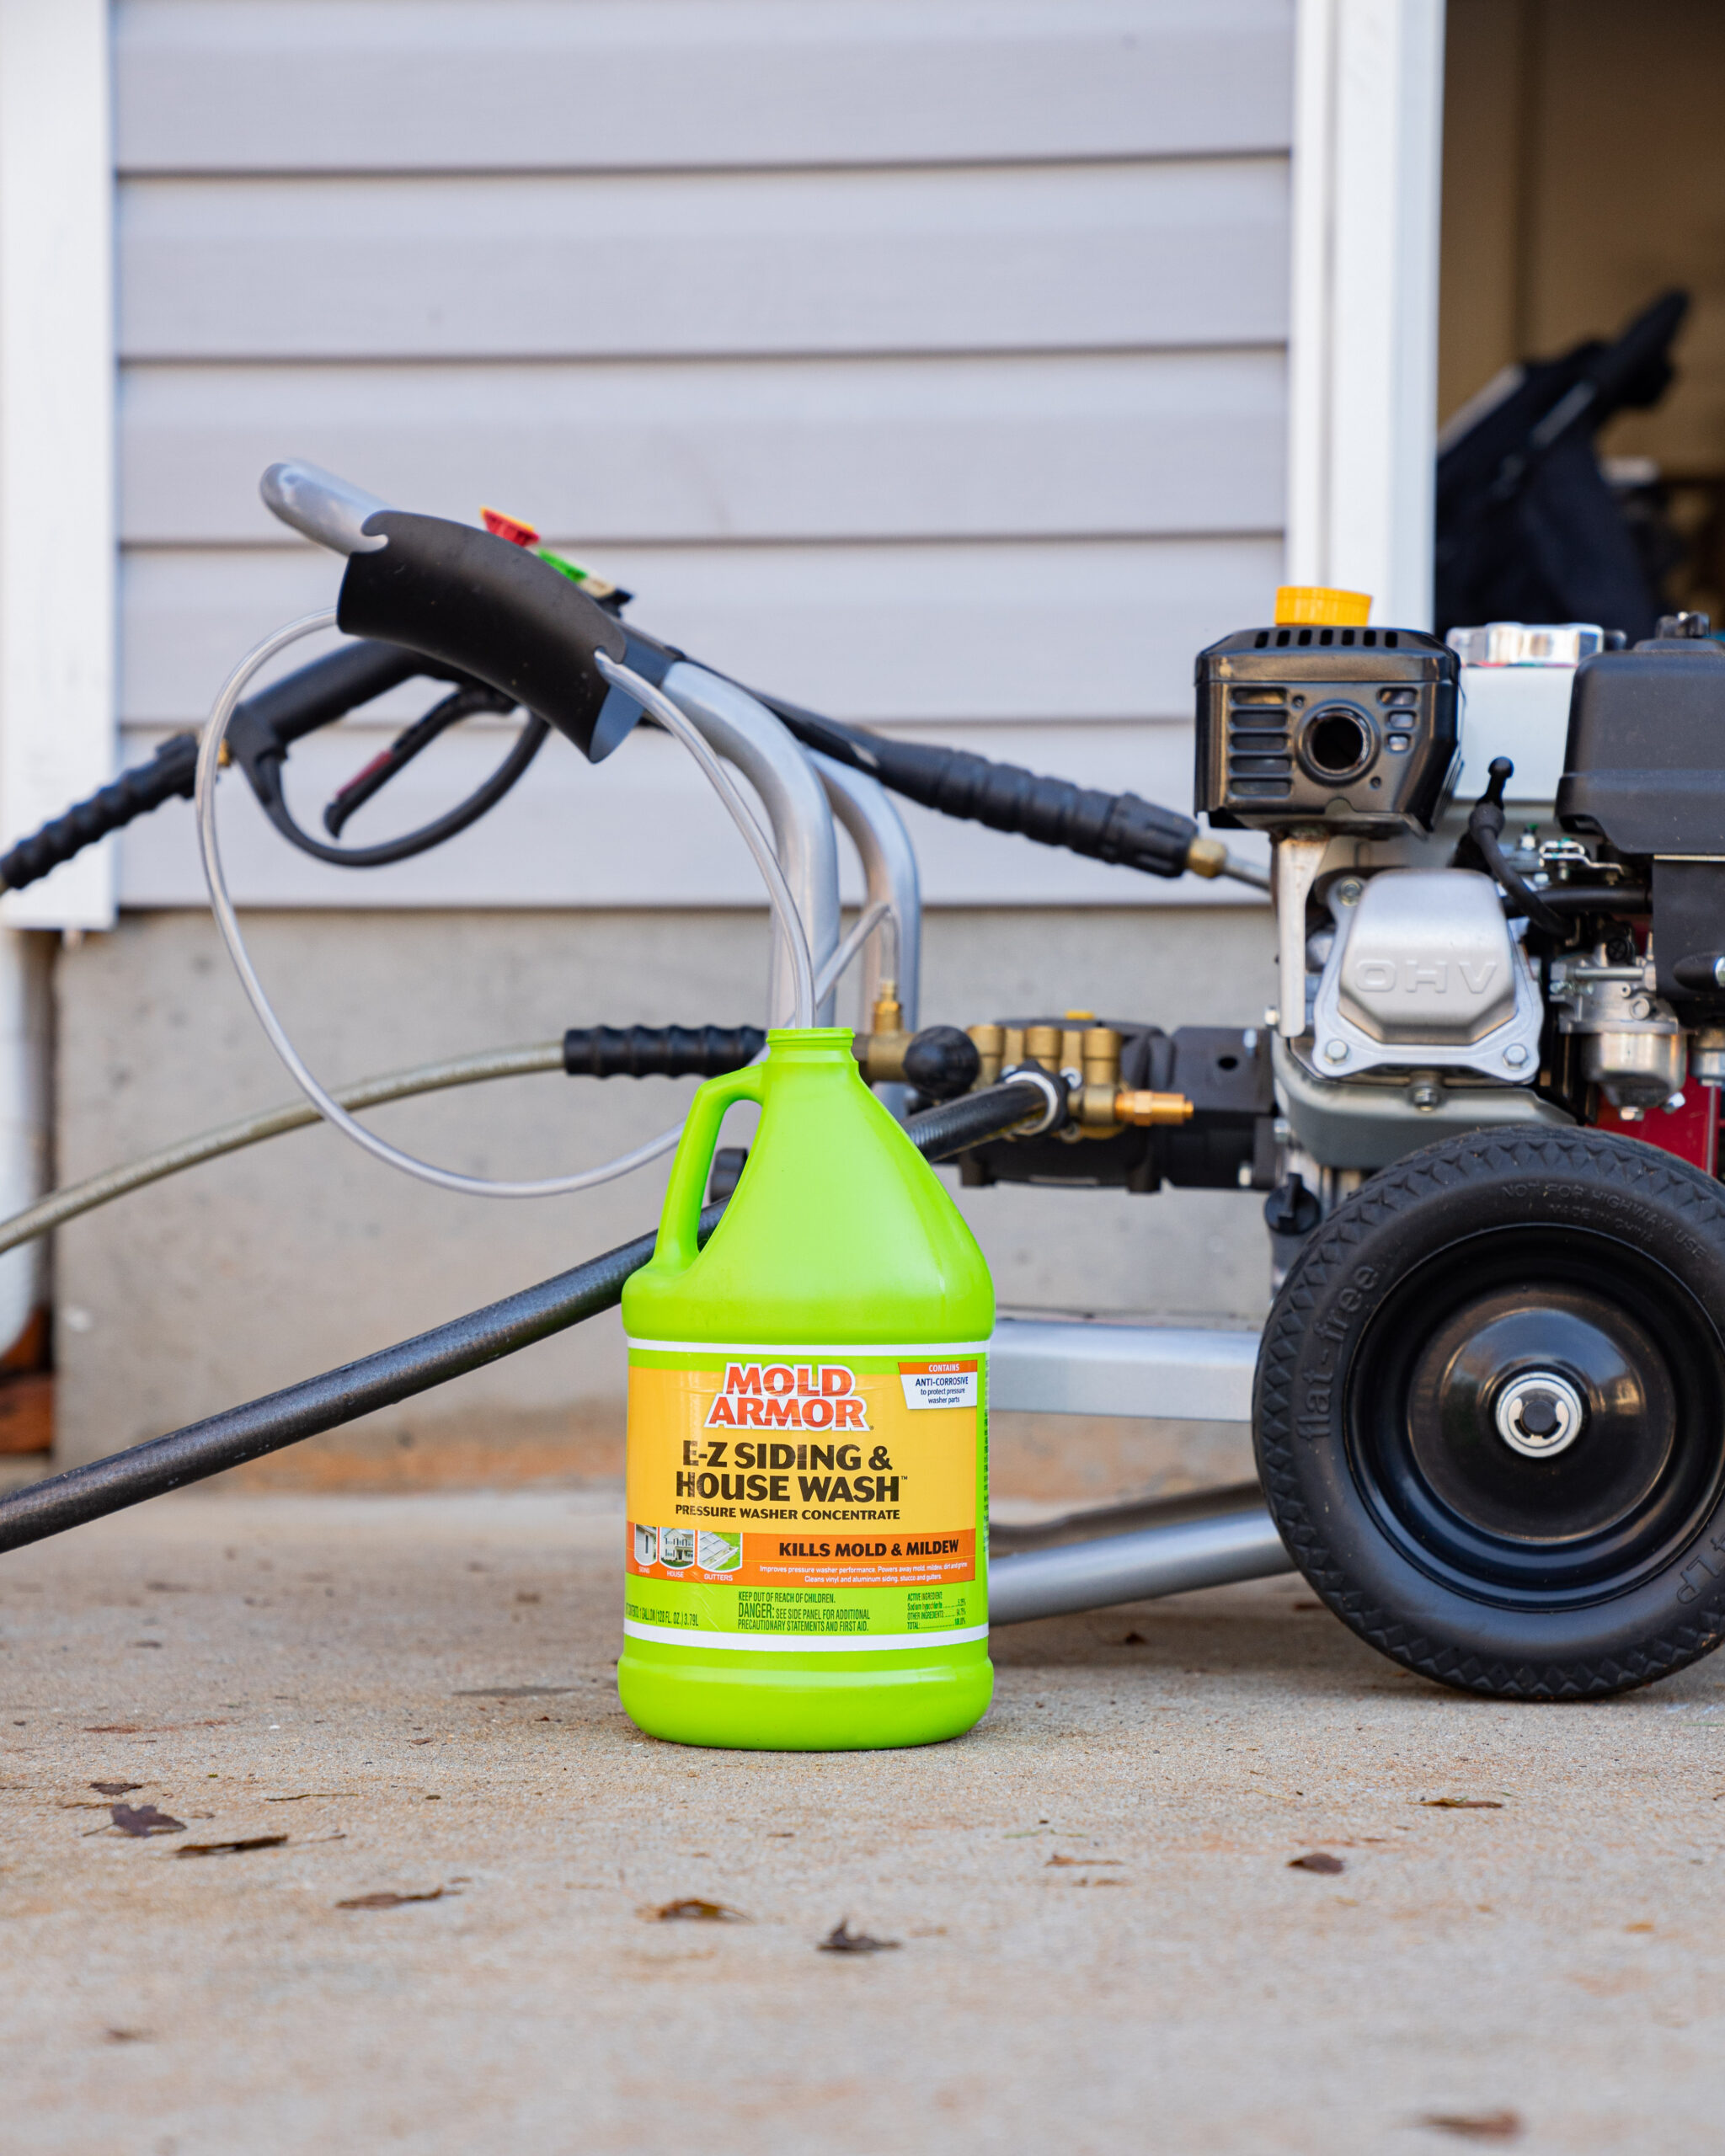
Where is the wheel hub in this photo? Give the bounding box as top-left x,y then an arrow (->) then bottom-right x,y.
1493,1370 -> 1586,1459
1346,1225 -> 1725,1603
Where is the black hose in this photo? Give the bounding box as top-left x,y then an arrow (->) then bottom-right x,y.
1475,821 -> 1566,933
892,1080 -> 1044,1157
0,1081 -> 1046,1556
752,691 -> 1203,880
0,1218 -> 678,1556
0,734 -> 202,894
1533,884 -> 1648,915
1467,756 -> 1565,934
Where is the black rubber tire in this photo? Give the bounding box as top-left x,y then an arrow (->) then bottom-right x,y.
1255,1128 -> 1725,1699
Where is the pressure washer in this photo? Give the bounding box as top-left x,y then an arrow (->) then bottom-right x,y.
3,461 -> 1725,1710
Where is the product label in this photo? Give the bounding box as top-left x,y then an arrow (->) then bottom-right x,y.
624,1340 -> 989,1652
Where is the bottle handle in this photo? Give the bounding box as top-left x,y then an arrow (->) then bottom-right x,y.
652,1061 -> 766,1274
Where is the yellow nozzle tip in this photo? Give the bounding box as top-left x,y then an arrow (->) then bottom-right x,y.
1274,585 -> 1372,627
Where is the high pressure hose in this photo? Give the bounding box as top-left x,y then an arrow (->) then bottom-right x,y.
0,905 -> 897,1262
0,1080 -> 1046,1556
0,1043 -> 566,1260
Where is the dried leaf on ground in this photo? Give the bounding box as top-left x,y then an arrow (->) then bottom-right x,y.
1420,1798 -> 1505,1810
336,1886 -> 454,1910
1046,1854 -> 1123,1867
174,1833 -> 289,1859
1288,1850 -> 1345,1875
88,1781 -> 141,1797
109,1804 -> 184,1838
1418,2110 -> 1523,2141
650,1898 -> 746,1923
819,1919 -> 900,1954
264,1792 -> 355,1803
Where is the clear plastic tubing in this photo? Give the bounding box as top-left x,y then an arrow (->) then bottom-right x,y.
195,616 -> 817,1200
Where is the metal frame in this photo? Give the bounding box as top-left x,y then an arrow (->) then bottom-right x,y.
811,750 -> 921,1032
645,689 -> 1290,1625
813,751 -> 921,1119
661,662 -> 842,1027
987,1319 -> 1288,1623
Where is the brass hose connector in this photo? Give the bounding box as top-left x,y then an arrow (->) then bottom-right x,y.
1108,1089 -> 1194,1127
851,1030 -> 911,1083
869,979 -> 903,1036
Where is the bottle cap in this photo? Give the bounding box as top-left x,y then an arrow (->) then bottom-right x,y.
1274,585 -> 1371,627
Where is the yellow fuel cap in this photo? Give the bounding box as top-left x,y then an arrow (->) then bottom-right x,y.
1274,585 -> 1372,627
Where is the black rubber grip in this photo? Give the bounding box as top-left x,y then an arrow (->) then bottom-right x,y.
758,696 -> 1198,878
0,734 -> 200,894
562,1025 -> 766,1078
338,512 -> 632,762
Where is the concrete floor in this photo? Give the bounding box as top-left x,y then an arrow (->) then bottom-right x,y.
3,1490 -> 1722,2154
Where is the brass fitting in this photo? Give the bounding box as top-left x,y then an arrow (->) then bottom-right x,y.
1081,1026 -> 1122,1086
851,1031 -> 911,1084
1023,1023 -> 1062,1070
1061,1010 -> 1094,1084
1076,1025 -> 1124,1139
968,1022 -> 1004,1087
1184,834 -> 1229,879
869,978 -> 903,1037
1110,1089 -> 1194,1127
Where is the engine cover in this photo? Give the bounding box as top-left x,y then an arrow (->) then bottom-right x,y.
1307,869 -> 1545,1081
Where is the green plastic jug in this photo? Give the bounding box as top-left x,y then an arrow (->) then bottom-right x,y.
619,1027 -> 995,1750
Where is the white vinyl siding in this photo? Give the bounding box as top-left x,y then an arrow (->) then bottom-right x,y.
113,0 -> 1294,909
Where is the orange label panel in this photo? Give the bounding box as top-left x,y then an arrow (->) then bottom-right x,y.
629,1524 -> 976,1591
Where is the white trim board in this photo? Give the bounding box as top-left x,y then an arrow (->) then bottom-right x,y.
0,0 -> 115,930
1285,0 -> 1445,629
